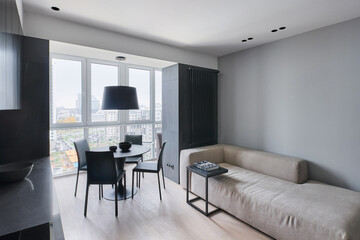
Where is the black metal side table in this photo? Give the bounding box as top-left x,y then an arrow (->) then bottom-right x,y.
186,166 -> 228,216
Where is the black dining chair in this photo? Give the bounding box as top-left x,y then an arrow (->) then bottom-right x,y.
124,135 -> 143,186
84,151 -> 126,217
132,142 -> 166,201
74,139 -> 103,199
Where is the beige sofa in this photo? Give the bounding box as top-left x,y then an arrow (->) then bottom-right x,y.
180,144 -> 360,240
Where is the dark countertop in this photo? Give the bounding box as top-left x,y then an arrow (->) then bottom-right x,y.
0,157 -> 64,239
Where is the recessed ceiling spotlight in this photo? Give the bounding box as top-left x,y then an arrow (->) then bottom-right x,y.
248,37 -> 253,40
271,29 -> 278,33
242,39 -> 247,42
279,27 -> 286,30
115,56 -> 126,61
51,6 -> 60,11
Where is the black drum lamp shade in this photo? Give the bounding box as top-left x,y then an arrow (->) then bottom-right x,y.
101,86 -> 139,110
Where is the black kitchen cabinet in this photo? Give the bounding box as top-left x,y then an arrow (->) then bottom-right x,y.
162,64 -> 218,183
0,0 -> 23,110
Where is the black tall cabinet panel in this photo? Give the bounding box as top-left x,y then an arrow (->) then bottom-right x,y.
0,35 -> 49,164
0,2 -> 49,163
0,0 -> 23,110
163,64 -> 218,183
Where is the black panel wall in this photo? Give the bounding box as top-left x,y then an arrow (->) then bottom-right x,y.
163,64 -> 218,183
0,35 -> 49,164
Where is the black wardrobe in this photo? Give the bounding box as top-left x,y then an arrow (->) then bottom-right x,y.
162,63 -> 219,183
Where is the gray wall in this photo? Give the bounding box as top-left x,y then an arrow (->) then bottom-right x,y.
218,17 -> 360,192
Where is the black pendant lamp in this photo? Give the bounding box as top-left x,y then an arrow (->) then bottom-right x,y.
101,86 -> 139,110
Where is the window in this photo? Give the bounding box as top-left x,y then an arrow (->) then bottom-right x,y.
89,62 -> 119,123
50,128 -> 84,175
50,55 -> 162,176
128,68 -> 151,121
51,57 -> 83,125
155,70 -> 162,122
88,126 -> 121,149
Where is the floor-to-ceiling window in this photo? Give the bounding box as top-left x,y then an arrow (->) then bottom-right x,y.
50,54 -> 162,176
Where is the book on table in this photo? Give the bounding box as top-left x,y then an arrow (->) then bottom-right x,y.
193,161 -> 219,171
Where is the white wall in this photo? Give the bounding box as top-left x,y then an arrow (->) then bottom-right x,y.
23,12 -> 217,69
218,17 -> 360,192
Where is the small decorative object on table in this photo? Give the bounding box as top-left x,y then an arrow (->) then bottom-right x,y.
109,146 -> 117,152
119,141 -> 132,152
193,161 -> 219,171
0,162 -> 34,183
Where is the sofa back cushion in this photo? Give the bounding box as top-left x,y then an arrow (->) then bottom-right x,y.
223,145 -> 308,184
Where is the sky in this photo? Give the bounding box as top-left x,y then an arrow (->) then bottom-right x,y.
52,59 -> 162,109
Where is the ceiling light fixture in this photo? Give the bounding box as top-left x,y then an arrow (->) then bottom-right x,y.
242,37 -> 253,43
272,27 -> 287,32
115,56 -> 126,61
51,6 -> 60,11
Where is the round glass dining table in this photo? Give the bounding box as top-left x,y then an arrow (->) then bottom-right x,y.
94,144 -> 150,200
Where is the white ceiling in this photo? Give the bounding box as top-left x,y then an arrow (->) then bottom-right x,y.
22,0 -> 360,57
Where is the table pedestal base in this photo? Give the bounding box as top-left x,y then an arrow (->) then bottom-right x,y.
103,186 -> 137,201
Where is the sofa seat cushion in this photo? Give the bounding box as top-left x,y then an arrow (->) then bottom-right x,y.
191,163 -> 360,240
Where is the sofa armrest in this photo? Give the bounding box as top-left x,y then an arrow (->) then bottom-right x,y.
179,145 -> 224,188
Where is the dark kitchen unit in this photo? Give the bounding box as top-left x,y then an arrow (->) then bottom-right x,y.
0,2 -> 64,239
162,63 -> 219,184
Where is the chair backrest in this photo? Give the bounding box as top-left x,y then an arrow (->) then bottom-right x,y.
156,133 -> 162,158
157,141 -> 167,171
124,135 -> 142,145
85,151 -> 117,184
74,139 -> 90,168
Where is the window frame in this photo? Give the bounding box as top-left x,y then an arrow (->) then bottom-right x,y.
154,68 -> 163,124
86,58 -> 122,126
50,53 -> 87,128
50,54 -> 162,175
125,64 -> 154,124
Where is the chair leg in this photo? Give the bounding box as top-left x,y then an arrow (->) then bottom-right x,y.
162,168 -> 166,189
124,173 -> 126,198
157,172 -> 162,201
101,185 -> 103,198
115,182 -> 118,217
74,170 -> 80,197
142,157 -> 144,178
131,171 -> 134,199
132,170 -> 135,199
84,183 -> 89,217
98,185 -> 101,200
138,171 -> 141,188
136,172 -> 138,187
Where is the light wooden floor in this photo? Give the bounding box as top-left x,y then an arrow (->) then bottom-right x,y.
54,165 -> 272,240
